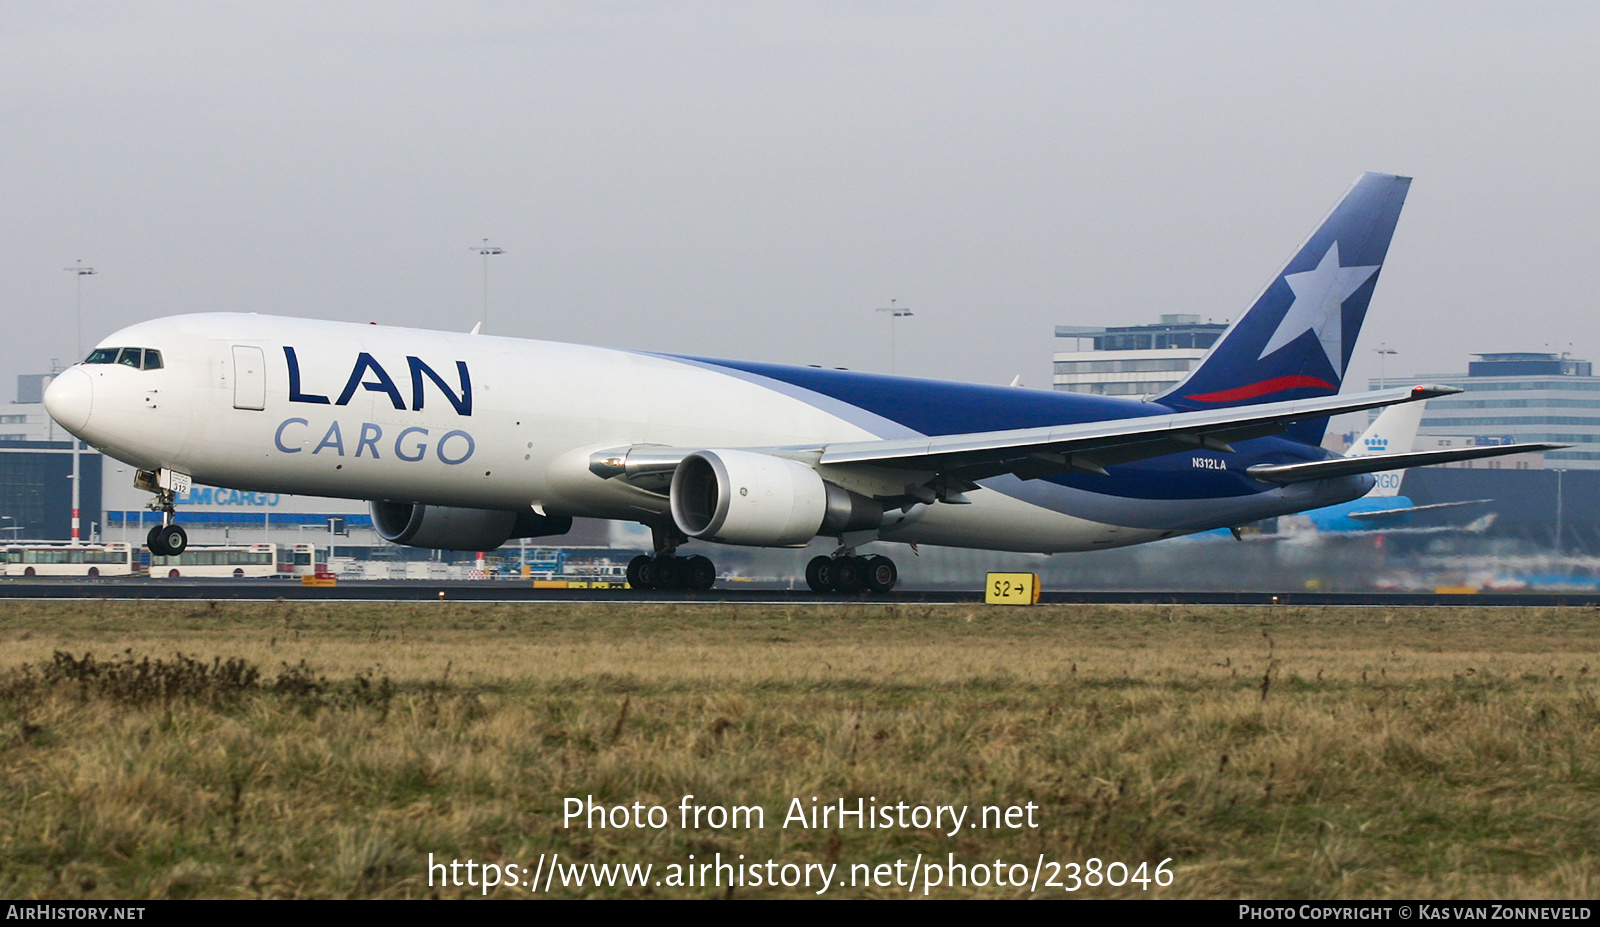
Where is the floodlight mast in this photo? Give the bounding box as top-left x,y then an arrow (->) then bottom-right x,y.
875,299 -> 914,374
1373,343 -> 1398,390
470,240 -> 504,334
64,260 -> 95,544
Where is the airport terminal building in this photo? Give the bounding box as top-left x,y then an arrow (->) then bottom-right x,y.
1375,352 -> 1600,470
0,440 -> 102,541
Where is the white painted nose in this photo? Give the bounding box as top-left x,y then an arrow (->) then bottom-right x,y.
44,367 -> 94,434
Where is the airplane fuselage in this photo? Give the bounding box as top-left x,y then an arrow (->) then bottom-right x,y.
48,312 -> 1370,554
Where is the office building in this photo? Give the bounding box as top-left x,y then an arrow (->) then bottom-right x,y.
1053,314 -> 1226,397
1377,352 -> 1600,470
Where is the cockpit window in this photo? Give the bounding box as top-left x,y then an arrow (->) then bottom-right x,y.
83,347 -> 164,370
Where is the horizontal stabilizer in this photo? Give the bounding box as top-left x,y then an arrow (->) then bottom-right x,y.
1343,499 -> 1492,522
1247,444 -> 1565,484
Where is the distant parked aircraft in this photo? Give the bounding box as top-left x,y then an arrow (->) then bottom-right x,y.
1272,401 -> 1498,537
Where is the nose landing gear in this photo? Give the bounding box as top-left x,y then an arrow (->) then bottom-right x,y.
136,468 -> 189,557
146,521 -> 188,558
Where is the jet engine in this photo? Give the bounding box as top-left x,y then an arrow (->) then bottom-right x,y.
669,449 -> 881,547
371,502 -> 572,551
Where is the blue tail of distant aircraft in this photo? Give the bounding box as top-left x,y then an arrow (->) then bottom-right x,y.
1157,172 -> 1411,444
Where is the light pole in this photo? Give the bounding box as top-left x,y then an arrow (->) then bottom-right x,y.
1554,468 -> 1564,555
1373,343 -> 1397,390
115,469 -> 128,544
64,261 -> 94,545
875,300 -> 914,374
470,240 -> 504,334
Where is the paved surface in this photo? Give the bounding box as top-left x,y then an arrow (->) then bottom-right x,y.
2,579 -> 1599,606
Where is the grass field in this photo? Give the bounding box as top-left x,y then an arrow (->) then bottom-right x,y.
0,599 -> 1596,899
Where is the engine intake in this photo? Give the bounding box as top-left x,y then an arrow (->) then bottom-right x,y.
669,449 -> 881,547
371,502 -> 572,550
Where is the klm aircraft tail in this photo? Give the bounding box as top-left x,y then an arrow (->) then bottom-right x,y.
1157,172 -> 1412,444
1349,400 -> 1426,497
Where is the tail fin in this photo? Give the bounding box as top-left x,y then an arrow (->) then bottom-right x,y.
1157,172 -> 1411,443
1348,400 -> 1426,497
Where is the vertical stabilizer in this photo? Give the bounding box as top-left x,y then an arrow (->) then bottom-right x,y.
1157,173 -> 1411,444
1348,401 -> 1426,497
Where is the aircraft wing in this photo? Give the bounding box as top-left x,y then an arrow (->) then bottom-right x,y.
1245,444 -> 1566,484
594,384 -> 1465,492
815,384 -> 1462,480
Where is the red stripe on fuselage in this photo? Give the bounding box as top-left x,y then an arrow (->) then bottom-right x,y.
1184,375 -> 1336,403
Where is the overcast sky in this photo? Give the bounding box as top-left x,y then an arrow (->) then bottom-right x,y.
5,2 -> 1598,403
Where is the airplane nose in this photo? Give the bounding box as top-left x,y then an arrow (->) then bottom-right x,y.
44,367 -> 94,434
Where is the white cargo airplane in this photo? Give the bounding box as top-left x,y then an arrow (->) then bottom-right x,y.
44,173 -> 1558,592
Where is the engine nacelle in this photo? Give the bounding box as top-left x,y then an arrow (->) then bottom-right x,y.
371,502 -> 572,551
670,449 -> 881,547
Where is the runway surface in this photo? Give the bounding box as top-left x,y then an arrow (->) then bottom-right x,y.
3,578 -> 1600,606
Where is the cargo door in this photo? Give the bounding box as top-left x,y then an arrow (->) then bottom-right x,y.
232,345 -> 266,410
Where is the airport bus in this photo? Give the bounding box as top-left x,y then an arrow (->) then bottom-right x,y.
3,542 -> 140,577
148,542 -> 324,578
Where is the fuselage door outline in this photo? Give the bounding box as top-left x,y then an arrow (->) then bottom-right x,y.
232,345 -> 267,411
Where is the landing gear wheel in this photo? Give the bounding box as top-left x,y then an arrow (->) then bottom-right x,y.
149,523 -> 188,557
653,556 -> 682,590
806,556 -> 833,593
684,555 -> 717,591
832,556 -> 865,593
626,555 -> 651,589
635,557 -> 661,590
864,555 -> 898,594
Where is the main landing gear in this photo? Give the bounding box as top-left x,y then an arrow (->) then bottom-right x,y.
806,552 -> 898,594
627,524 -> 717,591
626,553 -> 717,591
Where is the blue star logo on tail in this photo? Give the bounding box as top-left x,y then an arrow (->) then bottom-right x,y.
1257,242 -> 1381,375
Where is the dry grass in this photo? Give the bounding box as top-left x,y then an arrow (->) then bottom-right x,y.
0,600 -> 1596,898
